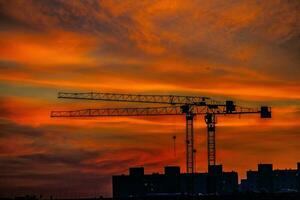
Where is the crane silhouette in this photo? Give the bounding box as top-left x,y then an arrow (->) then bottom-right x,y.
51,92 -> 271,173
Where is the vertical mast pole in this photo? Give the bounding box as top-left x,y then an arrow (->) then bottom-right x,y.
186,113 -> 194,173
205,113 -> 216,170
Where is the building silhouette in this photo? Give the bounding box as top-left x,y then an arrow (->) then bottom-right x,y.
113,162 -> 300,198
112,165 -> 238,198
240,162 -> 300,193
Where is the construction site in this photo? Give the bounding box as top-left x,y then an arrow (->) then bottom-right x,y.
1,91 -> 298,200
48,91 -> 299,199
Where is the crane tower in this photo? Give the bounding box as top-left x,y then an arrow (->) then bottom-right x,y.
51,92 -> 271,173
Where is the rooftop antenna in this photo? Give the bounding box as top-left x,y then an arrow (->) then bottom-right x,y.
172,135 -> 177,157
193,149 -> 197,172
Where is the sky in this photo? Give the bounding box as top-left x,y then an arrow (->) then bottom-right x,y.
0,0 -> 300,197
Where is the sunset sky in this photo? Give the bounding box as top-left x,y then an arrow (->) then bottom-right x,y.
0,0 -> 299,197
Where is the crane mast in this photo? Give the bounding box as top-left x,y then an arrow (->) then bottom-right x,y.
181,104 -> 195,173
205,113 -> 217,167
51,92 -> 271,174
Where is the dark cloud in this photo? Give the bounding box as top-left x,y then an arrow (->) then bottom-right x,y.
0,118 -> 171,197
0,60 -> 24,70
217,125 -> 300,154
0,118 -> 45,137
19,150 -> 100,166
0,170 -> 111,197
0,102 -> 12,119
0,4 -> 41,32
0,0 -> 136,47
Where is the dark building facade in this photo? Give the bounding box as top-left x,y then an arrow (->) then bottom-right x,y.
258,164 -> 273,192
240,163 -> 300,193
207,165 -> 238,194
296,162 -> 300,192
112,165 -> 238,198
113,162 -> 300,198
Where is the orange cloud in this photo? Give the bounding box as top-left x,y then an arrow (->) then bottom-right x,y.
0,30 -> 98,67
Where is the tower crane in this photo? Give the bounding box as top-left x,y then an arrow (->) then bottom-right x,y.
51,92 -> 271,173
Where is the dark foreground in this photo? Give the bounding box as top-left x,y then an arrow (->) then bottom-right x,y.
119,193 -> 300,200
112,193 -> 300,200
2,193 -> 300,200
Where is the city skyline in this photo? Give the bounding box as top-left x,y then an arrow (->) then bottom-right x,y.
0,0 -> 299,197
